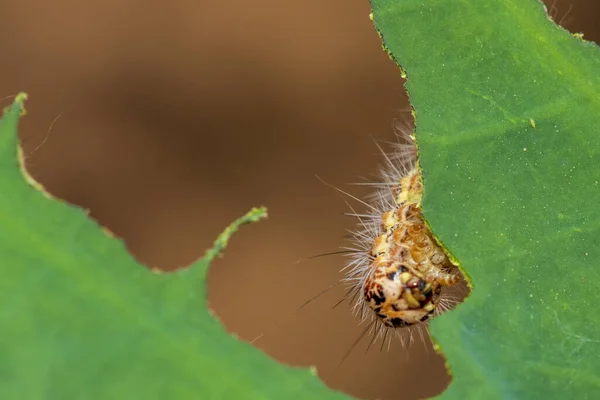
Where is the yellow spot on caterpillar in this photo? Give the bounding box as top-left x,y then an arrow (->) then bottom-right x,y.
529,118 -> 535,128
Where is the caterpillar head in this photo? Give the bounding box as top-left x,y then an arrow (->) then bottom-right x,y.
363,260 -> 442,328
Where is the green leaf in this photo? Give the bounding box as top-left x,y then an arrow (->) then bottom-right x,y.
370,0 -> 600,398
0,94 -> 349,399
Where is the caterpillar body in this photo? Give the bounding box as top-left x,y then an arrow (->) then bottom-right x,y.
339,124 -> 463,343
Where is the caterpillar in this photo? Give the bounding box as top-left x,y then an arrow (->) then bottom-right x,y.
252,120 -> 467,355
337,122 -> 465,347
249,119 -> 467,371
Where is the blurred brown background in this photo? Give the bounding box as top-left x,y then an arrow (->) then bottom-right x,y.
1,0 -> 597,399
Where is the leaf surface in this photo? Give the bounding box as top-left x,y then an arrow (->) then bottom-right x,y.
0,94 -> 349,399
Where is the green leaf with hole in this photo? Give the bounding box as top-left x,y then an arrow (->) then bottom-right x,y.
0,94 -> 349,399
370,0 -> 600,398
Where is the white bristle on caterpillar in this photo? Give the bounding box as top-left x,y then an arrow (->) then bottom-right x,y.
338,120 -> 464,347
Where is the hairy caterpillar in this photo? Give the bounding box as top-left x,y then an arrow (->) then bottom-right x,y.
335,122 -> 465,350
253,119 -> 467,357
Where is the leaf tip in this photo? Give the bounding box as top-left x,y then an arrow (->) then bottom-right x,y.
2,92 -> 28,117
14,91 -> 28,108
245,206 -> 268,223
199,206 -> 268,267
